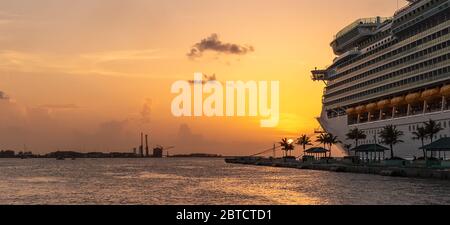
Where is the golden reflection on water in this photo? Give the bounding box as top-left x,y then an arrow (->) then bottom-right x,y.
200,166 -> 323,205
2,158 -> 450,204
205,178 -> 321,205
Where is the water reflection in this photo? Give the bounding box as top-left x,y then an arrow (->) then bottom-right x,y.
0,158 -> 450,205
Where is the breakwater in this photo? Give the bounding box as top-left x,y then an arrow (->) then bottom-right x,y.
225,157 -> 450,180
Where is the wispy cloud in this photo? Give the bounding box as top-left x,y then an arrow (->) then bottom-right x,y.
39,104 -> 80,110
0,49 -> 164,77
0,19 -> 12,25
81,49 -> 162,62
140,98 -> 152,124
187,34 -> 254,59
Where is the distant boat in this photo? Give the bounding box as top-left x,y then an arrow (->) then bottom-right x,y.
56,156 -> 65,160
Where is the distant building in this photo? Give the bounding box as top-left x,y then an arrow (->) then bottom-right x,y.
153,147 -> 164,158
0,150 -> 15,158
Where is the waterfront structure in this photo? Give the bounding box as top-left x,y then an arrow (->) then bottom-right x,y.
153,147 -> 164,158
421,137 -> 450,158
305,147 -> 329,159
312,0 -> 450,158
351,144 -> 389,161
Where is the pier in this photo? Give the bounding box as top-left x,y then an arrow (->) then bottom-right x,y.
225,157 -> 450,180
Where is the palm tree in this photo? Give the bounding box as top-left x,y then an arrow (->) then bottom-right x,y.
379,125 -> 404,159
296,134 -> 312,156
279,138 -> 295,157
316,133 -> 328,150
412,126 -> 428,159
346,128 -> 367,155
424,119 -> 443,144
344,144 -> 352,156
326,133 -> 341,158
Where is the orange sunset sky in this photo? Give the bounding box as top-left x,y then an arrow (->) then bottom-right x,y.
0,0 -> 407,155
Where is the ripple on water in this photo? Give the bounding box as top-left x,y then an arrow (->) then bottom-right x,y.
1,158 -> 450,205
14,177 -> 66,183
115,172 -> 185,180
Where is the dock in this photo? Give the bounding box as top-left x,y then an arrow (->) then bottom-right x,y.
225,157 -> 450,180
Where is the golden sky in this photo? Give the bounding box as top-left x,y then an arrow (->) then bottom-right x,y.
0,0 -> 407,155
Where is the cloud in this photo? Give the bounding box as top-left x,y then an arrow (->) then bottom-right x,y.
177,124 -> 204,142
0,90 -> 9,100
188,73 -> 218,85
0,49 -> 163,77
187,34 -> 254,59
39,104 -> 79,110
80,49 -> 162,63
140,98 -> 152,124
0,11 -> 22,25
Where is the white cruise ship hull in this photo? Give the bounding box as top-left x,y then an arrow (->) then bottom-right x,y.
319,109 -> 450,159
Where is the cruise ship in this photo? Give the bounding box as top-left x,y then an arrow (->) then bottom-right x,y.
311,0 -> 450,158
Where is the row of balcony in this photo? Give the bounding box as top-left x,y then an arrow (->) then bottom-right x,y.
325,51 -> 450,101
343,85 -> 450,125
325,69 -> 450,109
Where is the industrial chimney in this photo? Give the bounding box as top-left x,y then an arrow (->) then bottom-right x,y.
145,134 -> 149,157
139,132 -> 144,157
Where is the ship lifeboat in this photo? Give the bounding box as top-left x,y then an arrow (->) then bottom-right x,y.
377,99 -> 390,109
366,103 -> 377,111
346,107 -> 356,115
391,96 -> 406,106
440,85 -> 450,97
405,92 -> 421,104
421,87 -> 440,100
355,105 -> 366,114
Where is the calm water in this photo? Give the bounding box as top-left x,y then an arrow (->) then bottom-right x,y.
1,158 -> 450,205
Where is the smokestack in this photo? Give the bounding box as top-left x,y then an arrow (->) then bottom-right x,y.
145,134 -> 149,157
139,132 -> 144,157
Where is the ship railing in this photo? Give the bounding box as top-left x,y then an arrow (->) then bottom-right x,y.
334,20 -> 450,76
337,33 -> 443,76
326,71 -> 450,109
335,17 -> 392,39
394,0 -> 424,16
327,33 -> 450,92
333,24 -> 450,81
326,59 -> 450,102
314,128 -> 326,134
325,41 -> 450,96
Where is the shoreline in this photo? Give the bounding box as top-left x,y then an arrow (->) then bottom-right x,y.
225,157 -> 450,181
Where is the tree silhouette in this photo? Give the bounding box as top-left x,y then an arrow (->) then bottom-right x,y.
379,125 -> 404,159
346,128 -> 366,155
296,134 -> 312,156
412,126 -> 428,159
279,138 -> 295,157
